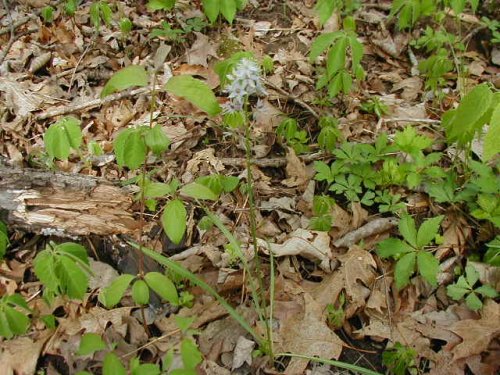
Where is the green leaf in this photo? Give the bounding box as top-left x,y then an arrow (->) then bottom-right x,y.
132,279 -> 150,305
145,124 -> 171,155
327,37 -> 348,76
483,103 -> 500,161
416,216 -> 443,248
196,175 -> 223,195
3,306 -> 30,337
309,32 -> 340,61
165,75 -> 221,116
180,183 -> 218,200
56,242 -> 89,265
132,363 -> 161,375
313,195 -> 335,216
147,0 -> 176,11
144,272 -> 179,305
220,0 -> 237,23
57,256 -> 89,299
398,215 -> 418,248
395,252 -> 416,289
314,161 -> 335,183
103,352 -> 127,375
202,0 -> 220,23
475,285 -> 498,298
377,238 -> 414,259
98,274 -> 135,308
77,333 -> 107,356
101,65 -> 148,98
416,251 -> 438,287
124,129 -> 147,170
447,279 -> 469,301
445,84 -> 493,145
44,117 -> 82,160
0,311 -> 13,338
221,176 -> 240,193
144,182 -> 172,198
465,292 -> 483,311
314,0 -> 335,26
318,126 -> 339,152
0,229 -> 9,259
465,264 -> 479,287
180,339 -> 203,370
113,128 -> 133,167
161,199 -> 187,245
34,251 -> 60,292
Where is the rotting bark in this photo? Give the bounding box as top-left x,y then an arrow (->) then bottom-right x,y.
0,163 -> 139,236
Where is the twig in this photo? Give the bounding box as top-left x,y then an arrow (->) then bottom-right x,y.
35,85 -> 161,120
383,118 -> 440,124
220,151 -> 327,168
264,79 -> 320,119
0,14 -> 34,36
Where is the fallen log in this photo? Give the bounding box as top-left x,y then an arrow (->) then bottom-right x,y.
0,163 -> 139,236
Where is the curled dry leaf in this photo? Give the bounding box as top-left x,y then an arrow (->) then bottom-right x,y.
334,217 -> 398,248
258,228 -> 332,272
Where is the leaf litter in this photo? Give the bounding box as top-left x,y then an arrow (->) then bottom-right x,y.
0,0 -> 499,374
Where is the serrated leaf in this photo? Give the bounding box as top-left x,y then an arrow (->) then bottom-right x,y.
34,251 -> 60,292
123,130 -> 147,170
113,128 -> 134,167
309,32 -> 340,61
161,199 -> 186,245
101,65 -> 148,98
0,311 -> 13,339
145,124 -> 170,155
56,242 -> 89,265
398,215 -> 418,248
377,238 -> 414,259
4,307 -> 30,337
447,281 -> 469,301
475,285 -> 498,298
98,274 -> 135,308
44,117 -> 82,160
416,216 -> 443,248
395,252 -> 416,289
57,256 -> 89,299
327,37 -> 348,76
416,251 -> 438,287
180,183 -> 218,200
180,339 -> 203,370
220,0 -> 237,23
465,292 -> 483,311
144,272 -> 178,305
78,333 -> 107,356
465,264 -> 479,287
103,352 -> 127,375
132,279 -> 150,305
165,75 -> 221,116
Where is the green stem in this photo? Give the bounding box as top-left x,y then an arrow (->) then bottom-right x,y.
129,240 -> 263,346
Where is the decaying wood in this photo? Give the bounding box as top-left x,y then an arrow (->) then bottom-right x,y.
0,163 -> 138,236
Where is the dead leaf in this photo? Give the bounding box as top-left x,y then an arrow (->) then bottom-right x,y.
449,300 -> 500,360
282,147 -> 309,188
0,331 -> 52,375
186,32 -> 218,67
279,293 -> 344,374
232,336 -> 255,370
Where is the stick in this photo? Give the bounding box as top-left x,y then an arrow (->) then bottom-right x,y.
264,79 -> 320,119
220,151 -> 327,168
35,86 -> 160,120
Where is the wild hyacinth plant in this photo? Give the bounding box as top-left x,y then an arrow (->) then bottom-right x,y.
221,58 -> 267,114
220,57 -> 274,356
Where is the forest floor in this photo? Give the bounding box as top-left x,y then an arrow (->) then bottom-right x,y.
0,0 -> 499,374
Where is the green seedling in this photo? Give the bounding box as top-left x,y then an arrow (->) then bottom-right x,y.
446,263 -> 498,311
382,342 -> 418,375
0,294 -> 31,339
377,215 -> 444,289
360,97 -> 389,119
